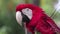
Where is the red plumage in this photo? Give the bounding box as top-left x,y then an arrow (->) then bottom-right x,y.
16,4 -> 60,34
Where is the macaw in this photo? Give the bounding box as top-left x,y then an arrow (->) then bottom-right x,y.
16,4 -> 60,34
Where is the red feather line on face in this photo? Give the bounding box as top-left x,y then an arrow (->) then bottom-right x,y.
16,4 -> 60,34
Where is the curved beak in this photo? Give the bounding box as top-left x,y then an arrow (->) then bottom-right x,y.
16,11 -> 22,26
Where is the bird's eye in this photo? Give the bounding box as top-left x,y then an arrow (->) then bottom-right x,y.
22,8 -> 32,20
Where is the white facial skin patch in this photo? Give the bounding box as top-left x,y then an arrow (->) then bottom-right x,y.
22,8 -> 32,20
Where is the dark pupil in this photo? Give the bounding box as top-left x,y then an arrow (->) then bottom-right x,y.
21,12 -> 30,23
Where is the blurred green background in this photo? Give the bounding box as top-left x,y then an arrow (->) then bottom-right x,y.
0,0 -> 60,34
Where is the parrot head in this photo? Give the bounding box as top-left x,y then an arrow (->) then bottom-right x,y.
16,6 -> 33,26
16,4 -> 43,26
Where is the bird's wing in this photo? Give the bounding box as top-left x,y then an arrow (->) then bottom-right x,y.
43,13 -> 60,32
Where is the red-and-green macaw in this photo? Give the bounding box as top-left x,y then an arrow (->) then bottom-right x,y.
16,4 -> 60,34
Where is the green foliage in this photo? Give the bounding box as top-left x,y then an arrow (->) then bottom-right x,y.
0,0 -> 25,34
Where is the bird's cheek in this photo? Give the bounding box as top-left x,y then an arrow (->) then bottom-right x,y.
16,11 -> 22,26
